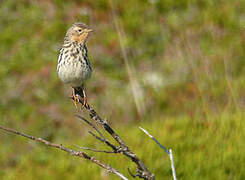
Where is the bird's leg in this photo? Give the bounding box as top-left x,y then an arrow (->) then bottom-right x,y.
82,86 -> 88,108
72,88 -> 79,109
82,89 -> 87,107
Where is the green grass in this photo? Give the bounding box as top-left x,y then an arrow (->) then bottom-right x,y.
0,0 -> 244,179
1,111 -> 244,179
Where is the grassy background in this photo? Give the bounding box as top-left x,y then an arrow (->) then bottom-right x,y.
0,0 -> 244,179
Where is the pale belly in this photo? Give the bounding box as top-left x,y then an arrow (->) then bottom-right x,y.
57,60 -> 91,87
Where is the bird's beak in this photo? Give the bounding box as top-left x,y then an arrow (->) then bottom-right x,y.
86,29 -> 93,33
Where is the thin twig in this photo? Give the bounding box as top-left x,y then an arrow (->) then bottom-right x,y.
87,129 -> 119,152
139,127 -> 169,154
127,168 -> 137,178
76,114 -> 105,139
88,130 -> 106,142
76,145 -> 115,153
0,125 -> 128,180
76,114 -> 119,152
139,127 -> 177,180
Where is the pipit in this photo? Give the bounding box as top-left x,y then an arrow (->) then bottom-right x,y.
57,22 -> 93,108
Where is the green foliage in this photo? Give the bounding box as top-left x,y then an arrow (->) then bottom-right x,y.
0,0 -> 244,179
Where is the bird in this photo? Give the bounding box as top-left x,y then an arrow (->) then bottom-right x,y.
57,22 -> 93,108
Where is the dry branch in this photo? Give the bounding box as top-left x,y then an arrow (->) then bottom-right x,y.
0,95 -> 155,180
0,125 -> 128,180
74,95 -> 155,180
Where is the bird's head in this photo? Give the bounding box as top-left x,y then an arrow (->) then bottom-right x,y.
65,22 -> 93,44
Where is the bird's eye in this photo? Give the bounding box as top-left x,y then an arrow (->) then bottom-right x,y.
78,29 -> 82,32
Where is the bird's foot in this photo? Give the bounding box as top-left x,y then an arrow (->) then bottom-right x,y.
82,96 -> 88,108
73,95 -> 80,110
82,89 -> 88,108
71,87 -> 88,109
72,88 -> 80,110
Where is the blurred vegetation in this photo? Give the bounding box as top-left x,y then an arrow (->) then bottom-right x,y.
0,0 -> 244,179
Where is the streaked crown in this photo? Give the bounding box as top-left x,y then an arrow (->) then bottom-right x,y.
64,22 -> 93,44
